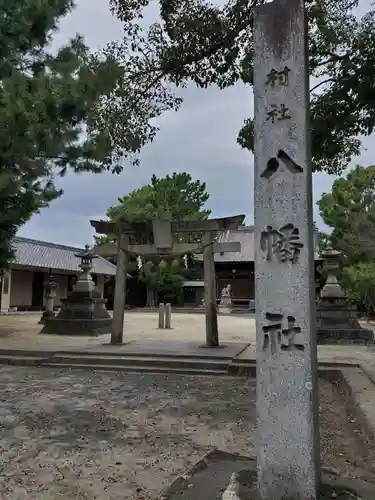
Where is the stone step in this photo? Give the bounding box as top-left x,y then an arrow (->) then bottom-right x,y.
0,355 -> 45,366
41,362 -> 228,376
0,347 -> 240,362
231,309 -> 254,315
57,349 -> 234,361
229,361 -> 256,376
47,354 -> 229,372
0,349 -> 55,357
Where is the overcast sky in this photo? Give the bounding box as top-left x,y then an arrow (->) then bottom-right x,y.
18,0 -> 375,247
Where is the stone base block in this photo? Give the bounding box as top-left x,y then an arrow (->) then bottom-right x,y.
317,327 -> 374,345
160,450 -> 375,500
218,307 -> 232,315
40,317 -> 112,336
38,311 -> 56,324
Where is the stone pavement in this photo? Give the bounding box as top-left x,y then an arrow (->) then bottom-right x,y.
0,312 -> 256,351
1,313 -> 375,374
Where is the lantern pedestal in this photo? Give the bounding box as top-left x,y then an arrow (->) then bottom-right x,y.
38,274 -> 58,324
316,248 -> 374,344
40,245 -> 112,336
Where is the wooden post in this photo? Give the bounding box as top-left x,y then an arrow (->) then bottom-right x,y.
111,234 -> 128,344
203,232 -> 219,346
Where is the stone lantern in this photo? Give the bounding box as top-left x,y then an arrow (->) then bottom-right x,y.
40,244 -> 112,336
38,274 -> 58,324
74,244 -> 96,288
320,247 -> 345,299
316,247 -> 373,344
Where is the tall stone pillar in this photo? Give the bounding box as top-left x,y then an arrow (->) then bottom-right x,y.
254,0 -> 320,498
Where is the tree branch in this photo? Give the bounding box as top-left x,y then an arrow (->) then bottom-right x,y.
314,52 -> 349,68
310,77 -> 334,93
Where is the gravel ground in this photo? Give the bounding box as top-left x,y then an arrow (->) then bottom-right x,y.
0,367 -> 374,500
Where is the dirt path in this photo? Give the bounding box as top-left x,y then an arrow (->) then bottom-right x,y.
0,367 -> 373,500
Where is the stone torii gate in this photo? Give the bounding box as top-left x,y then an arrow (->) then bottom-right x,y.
90,215 -> 244,346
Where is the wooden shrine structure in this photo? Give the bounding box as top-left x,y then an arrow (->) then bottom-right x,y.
90,215 -> 244,346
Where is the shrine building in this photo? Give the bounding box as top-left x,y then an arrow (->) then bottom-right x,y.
0,237 -> 116,312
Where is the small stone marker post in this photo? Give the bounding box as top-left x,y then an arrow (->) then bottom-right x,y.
165,303 -> 172,329
158,303 -> 172,329
254,0 -> 320,498
158,303 -> 165,329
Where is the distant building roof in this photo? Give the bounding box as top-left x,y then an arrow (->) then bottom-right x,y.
195,226 -> 321,262
11,237 -> 116,275
214,226 -> 255,262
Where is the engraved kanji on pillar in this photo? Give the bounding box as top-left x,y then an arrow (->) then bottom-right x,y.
254,0 -> 320,499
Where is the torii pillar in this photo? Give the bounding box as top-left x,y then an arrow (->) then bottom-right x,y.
91,215 -> 244,346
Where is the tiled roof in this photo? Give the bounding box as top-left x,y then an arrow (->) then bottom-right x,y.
215,226 -> 255,262
11,237 -> 116,275
195,226 -> 321,262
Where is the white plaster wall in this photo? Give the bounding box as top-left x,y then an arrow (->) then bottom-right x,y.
3,268 -> 108,310
1,269 -> 12,311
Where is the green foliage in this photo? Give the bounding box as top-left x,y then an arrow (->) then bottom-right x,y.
1,1 -> 125,175
94,234 -> 116,247
139,258 -> 185,304
109,185 -> 155,224
318,165 -> 375,313
0,173 -> 58,271
317,232 -> 331,257
153,268 -> 185,303
94,172 -> 211,245
95,172 -> 211,300
318,165 -> 375,264
181,257 -> 204,280
0,0 -> 166,271
125,259 -> 139,275
106,0 -> 375,175
341,263 -> 375,316
108,172 -> 210,223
